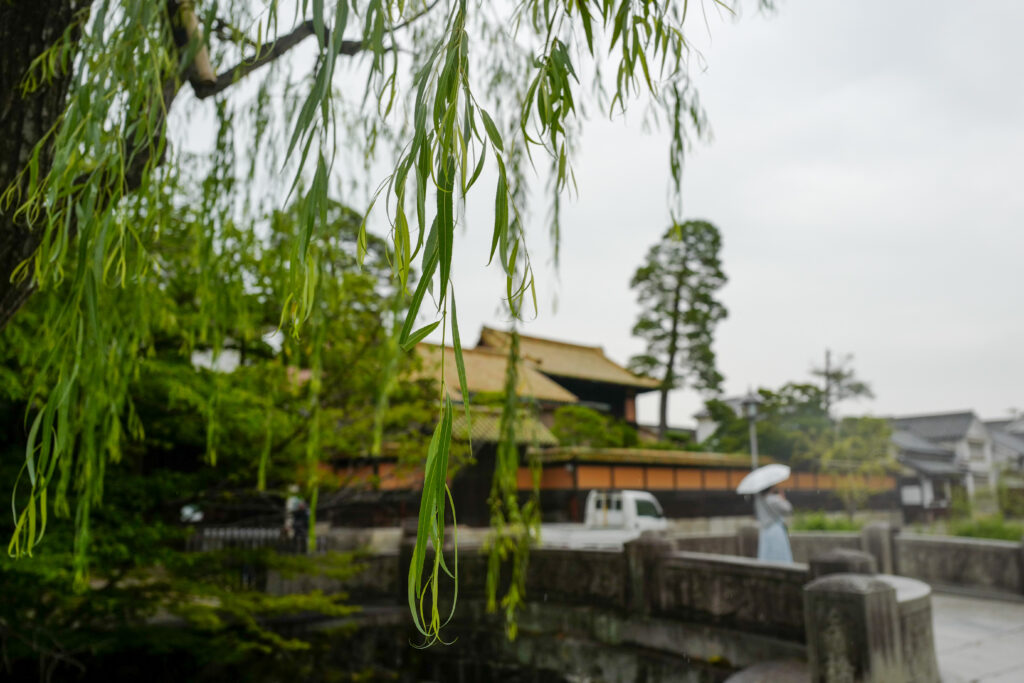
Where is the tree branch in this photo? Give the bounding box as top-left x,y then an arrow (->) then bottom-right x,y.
191,0 -> 441,100
192,22 -> 362,100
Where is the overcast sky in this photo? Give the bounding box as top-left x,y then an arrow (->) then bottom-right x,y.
430,1 -> 1024,427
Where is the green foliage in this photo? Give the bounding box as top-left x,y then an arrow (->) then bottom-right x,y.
629,221 -> 728,437
642,430 -> 694,450
0,195 -> 441,673
483,331 -> 540,641
811,350 -> 874,418
551,405 -> 638,448
0,432 -> 365,680
3,0 -> 774,642
949,515 -> 1024,542
699,372 -> 890,519
790,512 -> 862,532
700,360 -> 883,477
4,194 -> 434,571
995,479 -> 1024,518
701,384 -> 833,462
950,485 -> 973,520
797,417 -> 893,519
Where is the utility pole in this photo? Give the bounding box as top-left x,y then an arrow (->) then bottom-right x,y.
823,348 -> 832,419
824,348 -> 843,442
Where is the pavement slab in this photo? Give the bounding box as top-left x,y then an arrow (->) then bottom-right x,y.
932,593 -> 1024,683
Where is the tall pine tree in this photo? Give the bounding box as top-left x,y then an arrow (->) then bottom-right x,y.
630,221 -> 728,440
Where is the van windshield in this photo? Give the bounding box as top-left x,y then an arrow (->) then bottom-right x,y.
635,500 -> 662,518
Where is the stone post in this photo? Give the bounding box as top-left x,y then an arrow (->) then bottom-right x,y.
809,548 -> 878,579
804,574 -> 905,683
737,524 -> 759,558
884,576 -> 940,683
1019,537 -> 1024,595
624,532 -> 672,615
860,522 -> 894,575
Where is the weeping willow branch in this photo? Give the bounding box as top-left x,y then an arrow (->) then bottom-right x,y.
168,0 -> 216,87
2,0 -> 770,645
189,0 -> 441,101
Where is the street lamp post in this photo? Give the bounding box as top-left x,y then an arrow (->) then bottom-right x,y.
742,391 -> 763,470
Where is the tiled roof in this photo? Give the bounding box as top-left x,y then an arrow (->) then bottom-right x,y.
478,327 -> 660,390
899,454 -> 964,477
990,428 -> 1024,455
452,407 -> 558,446
891,429 -> 955,458
890,411 -> 977,442
416,344 -> 578,404
986,417 -> 1024,436
531,446 -> 770,468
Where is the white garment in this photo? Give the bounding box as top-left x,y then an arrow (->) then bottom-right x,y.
754,493 -> 793,563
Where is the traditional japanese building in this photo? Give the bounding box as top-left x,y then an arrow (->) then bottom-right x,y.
326,327 -> 898,527
473,326 -> 660,424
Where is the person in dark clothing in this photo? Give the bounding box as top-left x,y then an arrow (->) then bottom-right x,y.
293,501 -> 310,551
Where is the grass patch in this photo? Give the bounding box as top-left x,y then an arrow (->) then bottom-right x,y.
949,515 -> 1024,542
791,512 -> 862,532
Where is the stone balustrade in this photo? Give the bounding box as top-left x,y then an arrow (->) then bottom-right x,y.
197,520 -> 1021,681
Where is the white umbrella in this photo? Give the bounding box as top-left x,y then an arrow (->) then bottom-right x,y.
736,464 -> 791,495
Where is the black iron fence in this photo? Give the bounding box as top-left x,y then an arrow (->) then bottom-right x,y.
185,526 -> 330,554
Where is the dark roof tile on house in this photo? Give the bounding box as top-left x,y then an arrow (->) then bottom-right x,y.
987,417 -> 1024,436
890,411 -> 977,442
891,429 -> 956,459
899,454 -> 964,477
478,327 -> 660,390
991,428 -> 1024,455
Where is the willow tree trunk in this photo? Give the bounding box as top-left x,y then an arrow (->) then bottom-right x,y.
0,2 -> 84,330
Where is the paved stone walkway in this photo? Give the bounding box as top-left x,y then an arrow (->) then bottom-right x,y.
933,593 -> 1024,682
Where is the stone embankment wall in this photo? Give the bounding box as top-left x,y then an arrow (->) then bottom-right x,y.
893,533 -> 1023,596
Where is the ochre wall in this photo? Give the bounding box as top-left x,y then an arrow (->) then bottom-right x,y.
518,463 -> 895,494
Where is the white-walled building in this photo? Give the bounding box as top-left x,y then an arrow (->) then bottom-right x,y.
890,411 -> 996,498
985,418 -> 1024,472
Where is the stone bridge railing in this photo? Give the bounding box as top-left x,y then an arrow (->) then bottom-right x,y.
662,523 -> 1024,600
255,528 -> 940,682
191,522 -> 1024,682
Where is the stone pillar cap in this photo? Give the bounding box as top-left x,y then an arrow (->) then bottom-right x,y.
804,572 -> 896,594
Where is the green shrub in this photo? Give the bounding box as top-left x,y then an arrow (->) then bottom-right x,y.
791,511 -> 862,532
551,405 -> 637,448
997,480 -> 1024,518
950,485 -> 972,519
949,515 -> 1024,541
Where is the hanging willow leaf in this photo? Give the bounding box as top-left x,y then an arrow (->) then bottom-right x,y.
436,155 -> 455,301
408,396 -> 456,645
399,221 -> 439,347
479,109 -> 504,152
401,320 -> 441,351
489,157 -> 509,266
449,289 -> 471,428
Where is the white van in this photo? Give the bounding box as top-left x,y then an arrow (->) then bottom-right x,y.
584,489 -> 668,532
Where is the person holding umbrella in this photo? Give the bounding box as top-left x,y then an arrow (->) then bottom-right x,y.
736,464 -> 794,563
